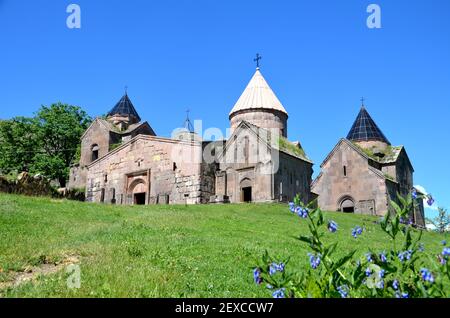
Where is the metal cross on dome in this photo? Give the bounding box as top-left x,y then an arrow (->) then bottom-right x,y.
254,53 -> 262,68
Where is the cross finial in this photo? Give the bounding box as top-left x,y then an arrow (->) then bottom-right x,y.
184,108 -> 194,132
360,97 -> 365,107
254,53 -> 262,69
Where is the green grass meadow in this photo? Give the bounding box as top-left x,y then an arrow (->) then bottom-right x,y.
0,193 -> 445,298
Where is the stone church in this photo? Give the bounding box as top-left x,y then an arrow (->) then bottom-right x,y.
311,104 -> 425,226
68,66 -> 313,205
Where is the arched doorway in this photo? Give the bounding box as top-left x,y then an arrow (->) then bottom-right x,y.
129,179 -> 147,205
240,178 -> 252,203
339,197 -> 355,213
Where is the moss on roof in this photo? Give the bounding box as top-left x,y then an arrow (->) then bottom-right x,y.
351,142 -> 402,164
277,137 -> 310,162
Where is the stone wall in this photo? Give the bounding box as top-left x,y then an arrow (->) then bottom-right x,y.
85,135 -> 213,205
274,151 -> 313,204
312,140 -> 389,216
230,109 -> 288,138
0,173 -> 56,197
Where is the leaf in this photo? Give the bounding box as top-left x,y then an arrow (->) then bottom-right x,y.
390,200 -> 402,216
333,250 -> 357,271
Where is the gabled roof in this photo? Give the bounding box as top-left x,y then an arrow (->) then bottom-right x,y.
81,118 -> 155,139
347,106 -> 390,145
217,121 -> 312,164
229,69 -> 288,116
107,94 -> 141,122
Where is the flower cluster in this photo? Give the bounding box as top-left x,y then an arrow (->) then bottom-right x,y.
426,194 -> 435,206
253,268 -> 262,285
327,220 -> 338,233
254,193 -> 449,299
289,202 -> 308,218
443,247 -> 450,257
351,226 -> 363,238
411,188 -> 418,199
308,253 -> 321,269
392,279 -> 399,290
337,285 -> 349,298
420,268 -> 434,283
272,288 -> 285,298
397,250 -> 413,262
269,262 -> 285,276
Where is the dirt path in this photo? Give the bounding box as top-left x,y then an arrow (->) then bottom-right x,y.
0,256 -> 79,291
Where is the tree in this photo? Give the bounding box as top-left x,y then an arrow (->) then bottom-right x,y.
0,117 -> 38,174
426,207 -> 450,233
0,103 -> 91,187
30,103 -> 91,187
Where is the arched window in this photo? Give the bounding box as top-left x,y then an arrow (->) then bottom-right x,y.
91,144 -> 99,162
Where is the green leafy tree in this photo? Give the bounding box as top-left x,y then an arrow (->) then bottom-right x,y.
426,208 -> 450,233
0,117 -> 38,174
30,103 -> 91,187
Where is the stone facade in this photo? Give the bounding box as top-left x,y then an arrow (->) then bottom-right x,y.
312,106 -> 425,227
69,68 -> 314,206
84,135 -> 215,205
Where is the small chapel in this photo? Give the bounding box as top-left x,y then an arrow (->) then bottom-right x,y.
68,63 -> 313,205
311,102 -> 425,226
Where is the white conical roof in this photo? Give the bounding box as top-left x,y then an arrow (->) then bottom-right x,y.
229,68 -> 288,116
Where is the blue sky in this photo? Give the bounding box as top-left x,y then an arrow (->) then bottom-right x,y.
0,0 -> 449,217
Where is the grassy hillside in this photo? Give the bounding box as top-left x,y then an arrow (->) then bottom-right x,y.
0,193 -> 445,298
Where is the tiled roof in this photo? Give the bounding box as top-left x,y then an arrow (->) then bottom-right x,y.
229,69 -> 288,116
347,106 -> 390,145
107,94 -> 141,122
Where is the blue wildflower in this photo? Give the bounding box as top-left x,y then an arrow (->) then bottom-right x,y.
337,285 -> 349,298
420,268 -> 434,283
411,188 -> 418,200
426,195 -> 435,207
269,262 -> 285,276
379,269 -> 386,279
352,226 -> 363,238
272,288 -> 285,299
442,240 -> 447,246
308,253 -> 321,269
365,267 -> 372,277
380,252 -> 387,263
289,202 -> 296,213
438,255 -> 446,265
398,250 -> 413,262
366,253 -> 373,263
376,280 -> 385,289
328,220 -> 338,233
392,279 -> 399,290
442,247 -> 450,257
300,208 -> 309,218
395,292 -> 409,298
253,268 -> 262,285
